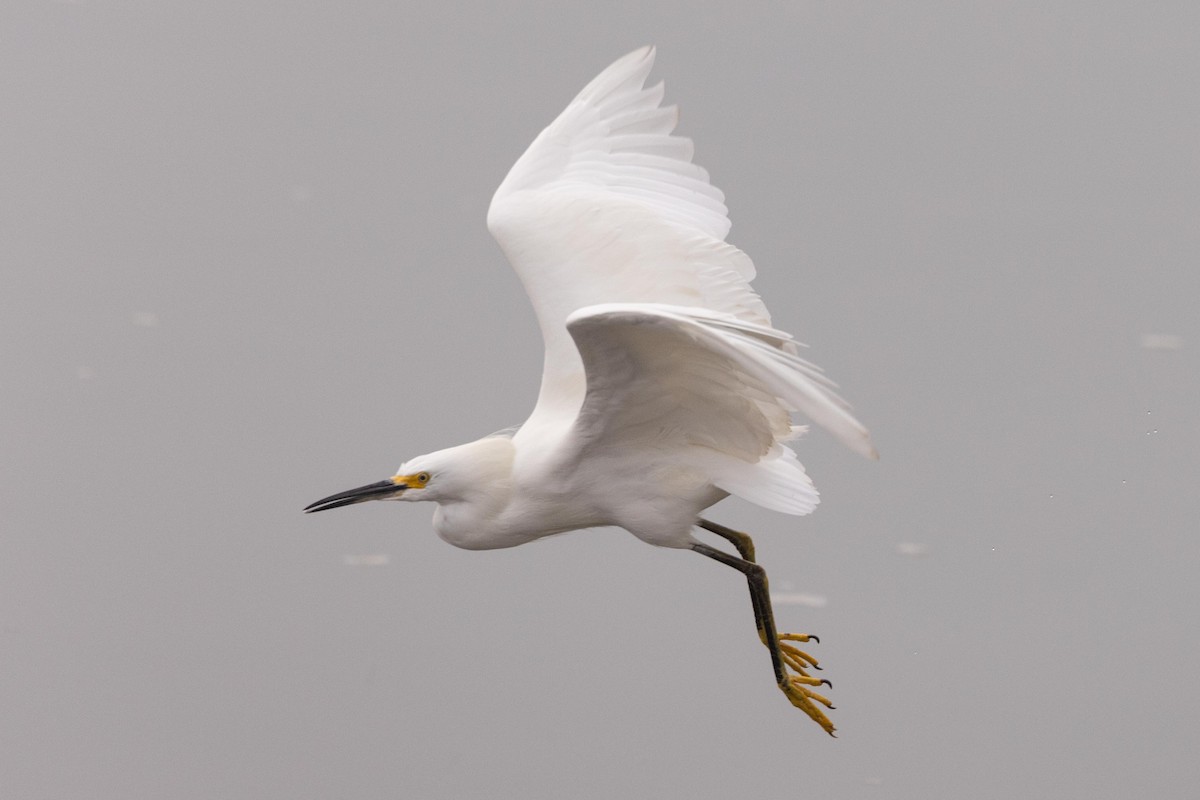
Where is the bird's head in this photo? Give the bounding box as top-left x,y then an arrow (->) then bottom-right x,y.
303,436 -> 514,514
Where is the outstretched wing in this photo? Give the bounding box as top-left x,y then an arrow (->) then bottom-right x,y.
487,47 -> 771,429
488,48 -> 874,467
565,304 -> 875,514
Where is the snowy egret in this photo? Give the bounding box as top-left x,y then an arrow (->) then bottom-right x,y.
305,47 -> 875,735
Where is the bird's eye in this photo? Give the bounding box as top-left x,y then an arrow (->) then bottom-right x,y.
416,472 -> 430,485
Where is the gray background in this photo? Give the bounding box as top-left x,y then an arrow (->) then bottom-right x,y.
4,2 -> 1198,798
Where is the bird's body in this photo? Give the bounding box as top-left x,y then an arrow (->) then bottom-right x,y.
307,47 -> 874,735
413,431 -> 722,551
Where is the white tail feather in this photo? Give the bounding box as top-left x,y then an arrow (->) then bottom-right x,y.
700,445 -> 819,515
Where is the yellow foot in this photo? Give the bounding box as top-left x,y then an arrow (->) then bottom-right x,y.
780,676 -> 836,736
780,641 -> 819,673
769,631 -> 835,735
764,630 -> 822,673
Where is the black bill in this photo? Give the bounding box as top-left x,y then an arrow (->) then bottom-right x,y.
304,480 -> 403,513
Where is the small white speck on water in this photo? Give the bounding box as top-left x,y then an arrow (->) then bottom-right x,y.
770,592 -> 827,608
1049,494 -> 1054,499
896,542 -> 929,557
343,554 -> 390,567
131,311 -> 159,327
1122,480 -> 1127,484
1140,333 -> 1183,350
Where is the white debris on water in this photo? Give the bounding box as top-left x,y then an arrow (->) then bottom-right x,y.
132,311 -> 159,328
770,592 -> 827,608
343,554 -> 390,567
896,541 -> 929,557
1140,333 -> 1182,350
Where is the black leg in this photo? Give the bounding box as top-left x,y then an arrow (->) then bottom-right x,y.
692,530 -> 836,736
698,519 -> 820,647
692,542 -> 788,685
697,520 -> 769,649
698,518 -> 756,562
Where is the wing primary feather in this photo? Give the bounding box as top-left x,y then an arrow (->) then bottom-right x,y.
606,104 -> 678,136
605,133 -> 695,160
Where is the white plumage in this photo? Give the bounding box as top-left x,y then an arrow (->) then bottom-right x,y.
307,47 -> 875,734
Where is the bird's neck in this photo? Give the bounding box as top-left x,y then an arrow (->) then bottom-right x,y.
431,494 -> 521,551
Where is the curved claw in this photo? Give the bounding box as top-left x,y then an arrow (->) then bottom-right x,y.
789,674 -> 828,687
779,633 -> 819,644
820,678 -> 832,689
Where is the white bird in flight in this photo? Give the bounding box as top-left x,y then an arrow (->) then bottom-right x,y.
306,47 -> 875,736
